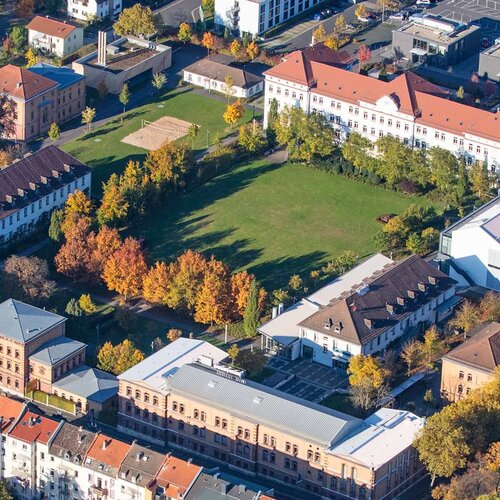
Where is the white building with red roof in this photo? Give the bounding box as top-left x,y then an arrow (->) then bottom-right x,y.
264,49 -> 500,170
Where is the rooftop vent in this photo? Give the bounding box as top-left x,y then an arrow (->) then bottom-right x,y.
253,397 -> 263,404
102,439 -> 110,450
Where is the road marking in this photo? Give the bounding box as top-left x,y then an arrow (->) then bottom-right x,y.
156,0 -> 195,14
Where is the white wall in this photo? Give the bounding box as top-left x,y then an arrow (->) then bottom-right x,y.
68,0 -> 122,20
4,437 -> 36,499
183,70 -> 263,98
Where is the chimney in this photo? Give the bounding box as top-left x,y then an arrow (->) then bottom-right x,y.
277,303 -> 284,315
238,485 -> 247,494
102,439 -> 109,450
97,31 -> 107,67
220,483 -> 228,495
271,307 -> 277,319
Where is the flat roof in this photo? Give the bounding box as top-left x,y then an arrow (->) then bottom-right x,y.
258,254 -> 393,344
330,408 -> 424,469
118,338 -> 227,392
481,42 -> 500,59
167,364 -> 361,447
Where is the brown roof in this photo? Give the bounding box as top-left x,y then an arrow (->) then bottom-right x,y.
299,255 -> 456,346
85,434 -> 131,476
155,456 -> 202,497
184,55 -> 263,89
27,16 -> 78,38
265,53 -> 500,141
9,411 -> 59,445
302,44 -> 354,67
49,421 -> 97,463
118,443 -> 166,489
0,64 -> 57,100
444,322 -> 500,372
0,396 -> 25,434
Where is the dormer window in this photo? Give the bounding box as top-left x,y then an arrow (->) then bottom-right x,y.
324,318 -> 333,330
407,290 -> 416,299
428,276 -> 437,285
397,296 -> 405,306
333,322 -> 342,333
418,283 -> 427,293
364,318 -> 374,330
386,303 -> 395,315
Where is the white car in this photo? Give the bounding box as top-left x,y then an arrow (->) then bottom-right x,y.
416,0 -> 436,6
389,12 -> 404,21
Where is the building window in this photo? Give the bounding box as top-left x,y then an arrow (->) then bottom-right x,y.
467,373 -> 472,382
459,371 -> 464,379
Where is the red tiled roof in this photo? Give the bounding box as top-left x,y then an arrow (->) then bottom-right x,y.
0,64 -> 57,100
155,456 -> 201,496
9,411 -> 59,444
0,396 -> 25,434
27,16 -> 78,38
86,434 -> 131,470
265,54 -> 500,140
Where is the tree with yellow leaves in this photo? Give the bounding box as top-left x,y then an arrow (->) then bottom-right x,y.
25,47 -> 37,67
223,99 -> 244,125
324,35 -> 341,50
97,339 -> 145,375
61,189 -> 93,234
102,237 -> 148,301
348,354 -> 386,388
230,270 -> 254,318
355,3 -> 368,19
143,261 -> 171,305
97,173 -> 129,226
194,256 -> 232,325
312,24 -> 327,43
81,106 -> 96,133
229,38 -> 242,58
335,14 -> 346,32
79,294 -> 97,314
178,22 -> 193,43
246,40 -> 259,60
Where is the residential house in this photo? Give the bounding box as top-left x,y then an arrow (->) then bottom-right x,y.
84,434 -> 131,499
0,64 -> 85,141
0,396 -> 26,480
67,0 -> 122,21
260,254 -> 457,368
183,54 -> 264,99
263,51 -> 500,169
5,411 -> 62,499
0,146 -> 91,244
117,338 -> 227,445
441,322 -> 500,402
46,421 -> 98,500
153,455 -> 202,499
27,16 -> 84,57
438,196 -> 500,290
392,15 -> 481,67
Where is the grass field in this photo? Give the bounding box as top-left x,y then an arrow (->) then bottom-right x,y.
130,159 -> 432,289
62,88 -> 258,194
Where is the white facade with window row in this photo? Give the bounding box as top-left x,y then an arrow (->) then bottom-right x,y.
67,0 -> 122,21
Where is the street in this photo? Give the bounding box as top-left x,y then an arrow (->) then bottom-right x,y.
156,0 -> 202,26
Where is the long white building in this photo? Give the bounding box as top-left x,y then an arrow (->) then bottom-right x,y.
263,50 -> 500,170
0,145 -> 91,245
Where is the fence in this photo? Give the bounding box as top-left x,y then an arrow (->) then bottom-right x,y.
27,390 -> 77,415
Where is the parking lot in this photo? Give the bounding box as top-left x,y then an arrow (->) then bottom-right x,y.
266,357 -> 348,402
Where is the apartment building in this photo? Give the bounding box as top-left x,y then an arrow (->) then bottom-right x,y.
0,397 -> 26,480
27,16 -> 84,57
260,254 -> 457,368
438,196 -> 500,291
67,0 -> 122,21
119,362 -> 426,499
263,51 -> 500,169
0,64 -> 85,141
392,14 -> 481,67
117,338 -> 227,445
0,145 -> 91,245
215,0 -> 323,36
441,322 -> 500,402
5,411 -> 62,499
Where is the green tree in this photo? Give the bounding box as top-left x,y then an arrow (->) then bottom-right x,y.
97,173 -> 129,225
48,122 -> 60,143
65,298 -> 83,317
81,106 -> 96,133
235,349 -> 267,376
243,279 -> 260,337
422,326 -> 445,366
188,123 -> 200,149
201,0 -> 215,16
178,22 -> 193,43
341,132 -> 373,171
238,120 -> 267,153
428,147 -> 459,203
470,161 -> 492,202
375,135 -> 412,187
10,25 -> 27,55
48,208 -> 65,243
449,300 -> 480,337
113,4 -> 157,37
119,83 -> 130,123
401,339 -> 423,376
0,479 -> 13,500
266,98 -> 279,145
152,72 -> 167,92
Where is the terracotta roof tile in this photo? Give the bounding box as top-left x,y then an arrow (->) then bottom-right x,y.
0,396 -> 25,434
155,456 -> 201,496
0,64 -> 57,100
85,434 -> 131,475
27,16 -> 78,38
9,411 -> 59,444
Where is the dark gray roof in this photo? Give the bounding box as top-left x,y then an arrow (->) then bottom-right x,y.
0,145 -> 90,220
119,443 -> 166,488
167,364 -> 361,447
49,421 -> 97,464
29,336 -> 86,366
52,365 -> 118,403
0,299 -> 66,343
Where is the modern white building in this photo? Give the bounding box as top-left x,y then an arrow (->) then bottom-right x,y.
439,196 -> 500,290
0,145 -> 91,245
260,254 -> 457,367
263,50 -> 500,170
67,0 -> 122,21
215,0 -> 323,36
27,16 -> 84,58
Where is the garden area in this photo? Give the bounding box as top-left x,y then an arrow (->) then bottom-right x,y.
131,158 -> 433,289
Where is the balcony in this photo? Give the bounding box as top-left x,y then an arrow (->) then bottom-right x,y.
90,485 -> 108,498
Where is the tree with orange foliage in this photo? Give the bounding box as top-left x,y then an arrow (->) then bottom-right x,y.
223,99 -> 244,125
357,44 -> 372,72
55,218 -> 92,280
246,40 -> 259,60
61,190 -> 93,234
230,270 -> 254,318
102,237 -> 148,301
166,249 -> 207,313
87,225 -> 122,283
202,32 -> 214,56
143,261 -> 172,305
194,256 -> 232,325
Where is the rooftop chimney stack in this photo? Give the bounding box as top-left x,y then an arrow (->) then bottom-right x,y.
97,31 -> 107,67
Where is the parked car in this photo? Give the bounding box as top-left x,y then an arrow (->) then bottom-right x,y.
313,8 -> 332,20
416,0 -> 436,6
389,12 -> 404,21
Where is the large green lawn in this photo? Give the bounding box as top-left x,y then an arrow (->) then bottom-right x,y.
130,159 -> 431,289
62,88 -> 257,194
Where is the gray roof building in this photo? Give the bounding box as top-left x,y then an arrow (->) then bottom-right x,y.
29,336 -> 86,365
52,365 -> 118,403
167,364 -> 361,447
0,298 -> 66,343
479,42 -> 500,82
49,421 -> 97,465
118,443 -> 166,488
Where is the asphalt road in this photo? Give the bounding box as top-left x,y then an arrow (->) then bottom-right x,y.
0,0 -> 19,37
156,0 -> 203,26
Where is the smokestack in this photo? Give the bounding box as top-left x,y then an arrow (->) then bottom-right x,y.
97,31 -> 107,67
272,307 -> 277,319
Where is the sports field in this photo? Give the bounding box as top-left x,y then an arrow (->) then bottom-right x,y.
132,159 -> 432,289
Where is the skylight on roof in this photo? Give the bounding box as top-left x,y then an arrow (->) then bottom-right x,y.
208,380 -> 218,388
